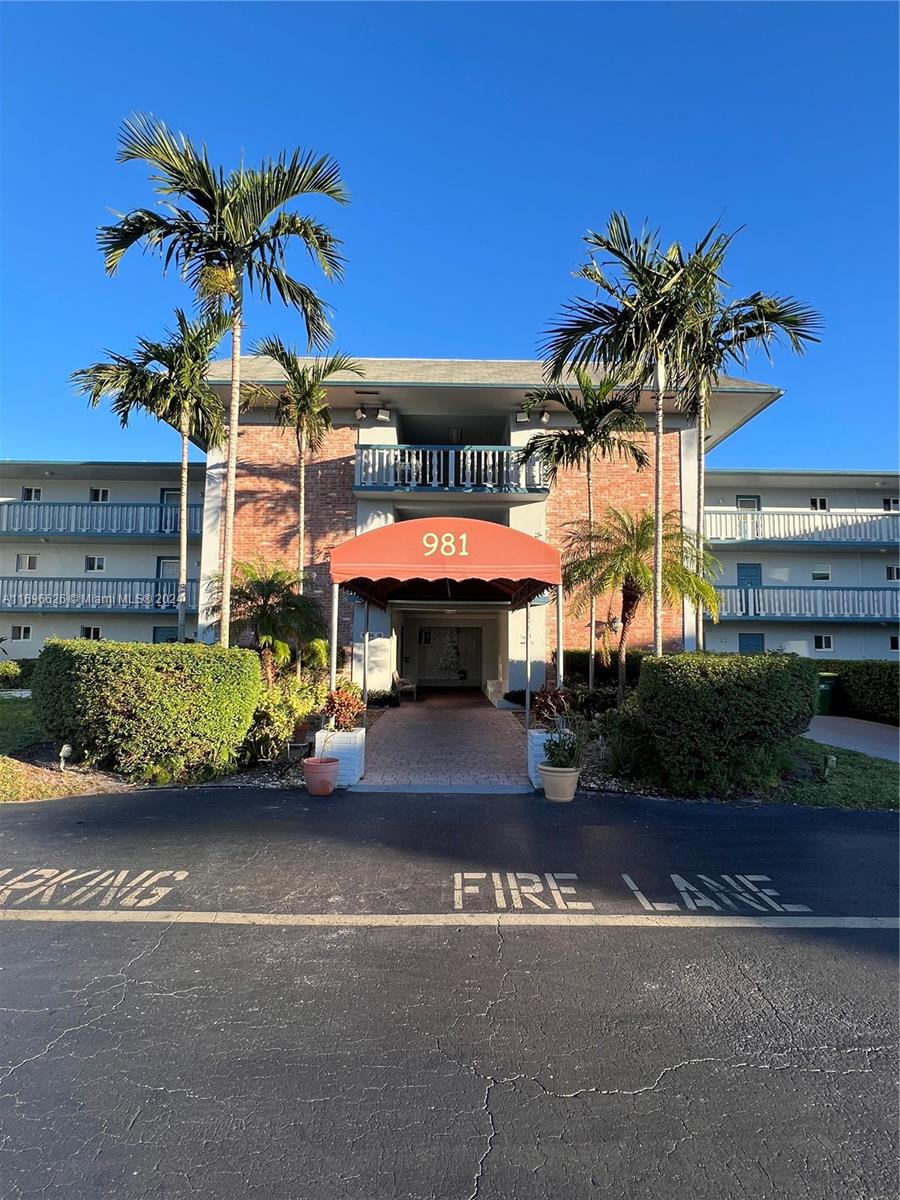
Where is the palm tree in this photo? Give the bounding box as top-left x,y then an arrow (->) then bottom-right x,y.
250,337 -> 362,618
519,368 -> 649,686
98,113 -> 348,646
71,310 -> 227,641
676,236 -> 821,647
562,507 -> 720,703
228,560 -> 325,687
542,214 -> 706,656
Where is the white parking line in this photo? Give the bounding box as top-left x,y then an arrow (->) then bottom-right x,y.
0,909 -> 896,930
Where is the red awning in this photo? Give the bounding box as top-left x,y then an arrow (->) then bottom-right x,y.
329,517 -> 561,609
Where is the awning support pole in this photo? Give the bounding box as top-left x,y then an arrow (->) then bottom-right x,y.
362,602 -> 370,710
524,602 -> 531,731
329,582 -> 340,692
556,583 -> 564,687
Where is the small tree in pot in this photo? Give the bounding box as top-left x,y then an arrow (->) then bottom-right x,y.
538,721 -> 588,803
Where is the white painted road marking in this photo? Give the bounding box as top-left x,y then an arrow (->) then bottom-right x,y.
0,909 -> 895,930
0,868 -> 188,908
622,873 -> 813,914
453,871 -> 594,911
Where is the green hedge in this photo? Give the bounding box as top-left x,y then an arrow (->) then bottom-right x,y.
560,648 -> 646,684
32,640 -> 261,783
631,653 -> 819,796
0,658 -> 38,688
827,660 -> 899,726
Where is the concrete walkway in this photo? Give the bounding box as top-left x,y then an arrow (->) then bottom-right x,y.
803,715 -> 899,763
357,691 -> 531,792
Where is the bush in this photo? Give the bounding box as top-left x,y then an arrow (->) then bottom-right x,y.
503,688 -> 526,705
828,660 -> 899,726
366,689 -> 399,708
629,652 -> 818,797
32,639 -> 261,783
566,683 -> 621,720
0,660 -> 21,687
323,686 -> 365,731
559,648 -> 647,685
531,684 -> 570,727
241,675 -> 325,763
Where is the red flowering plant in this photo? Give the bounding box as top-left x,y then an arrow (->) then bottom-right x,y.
323,685 -> 365,732
531,684 -> 570,729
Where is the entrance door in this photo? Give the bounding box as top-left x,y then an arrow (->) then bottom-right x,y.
416,626 -> 482,686
156,557 -> 178,609
736,562 -> 762,616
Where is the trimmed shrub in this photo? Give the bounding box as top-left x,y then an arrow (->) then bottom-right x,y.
559,648 -> 646,685
32,639 -> 261,783
828,660 -> 899,726
367,689 -> 399,708
323,686 -> 365,731
16,658 -> 38,687
241,676 -> 325,763
632,652 -> 818,797
0,660 -> 21,687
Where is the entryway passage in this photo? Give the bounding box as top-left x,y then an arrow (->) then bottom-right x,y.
357,692 -> 531,792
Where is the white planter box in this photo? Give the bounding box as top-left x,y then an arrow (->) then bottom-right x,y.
314,727 -> 366,787
527,729 -> 550,789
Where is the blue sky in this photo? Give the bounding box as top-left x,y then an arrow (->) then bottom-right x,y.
1,1 -> 896,469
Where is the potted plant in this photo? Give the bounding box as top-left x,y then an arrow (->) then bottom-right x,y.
308,684 -> 367,790
538,723 -> 586,803
303,724 -> 341,796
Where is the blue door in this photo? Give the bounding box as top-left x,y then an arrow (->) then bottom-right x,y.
738,633 -> 765,655
736,563 -> 762,588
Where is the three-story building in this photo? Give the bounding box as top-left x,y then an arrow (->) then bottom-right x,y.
0,461 -> 204,656
705,469 -> 900,660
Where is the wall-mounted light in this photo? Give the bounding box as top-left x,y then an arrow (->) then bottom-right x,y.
539,409 -> 550,426
355,406 -> 367,421
515,409 -> 530,424
375,407 -> 391,423
609,616 -> 621,632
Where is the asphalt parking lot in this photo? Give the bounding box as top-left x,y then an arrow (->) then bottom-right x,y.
0,787 -> 897,1199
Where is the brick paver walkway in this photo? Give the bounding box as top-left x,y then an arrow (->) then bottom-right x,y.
358,691 -> 531,792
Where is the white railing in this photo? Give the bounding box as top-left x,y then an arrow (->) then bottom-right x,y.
355,445 -> 548,492
705,508 -> 900,544
0,502 -> 203,537
716,585 -> 900,620
0,577 -> 199,612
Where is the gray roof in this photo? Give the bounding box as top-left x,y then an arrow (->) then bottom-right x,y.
0,460 -> 205,482
207,355 -> 776,393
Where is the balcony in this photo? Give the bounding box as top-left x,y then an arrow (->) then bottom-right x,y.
0,577 -> 199,613
715,585 -> 900,622
354,445 -> 548,500
0,502 -> 203,540
705,508 -> 900,547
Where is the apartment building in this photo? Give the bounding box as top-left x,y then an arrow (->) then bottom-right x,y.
705,469 -> 900,661
0,462 -> 204,658
199,356 -> 779,694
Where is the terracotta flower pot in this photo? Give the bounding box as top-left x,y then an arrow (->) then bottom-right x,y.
293,719 -> 310,743
303,756 -> 340,796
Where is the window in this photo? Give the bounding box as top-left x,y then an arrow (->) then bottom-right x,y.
152,626 -> 178,644
883,498 -> 899,513
10,625 -> 31,642
735,495 -> 761,511
738,633 -> 765,655
160,488 -> 179,505
891,636 -> 899,652
810,497 -> 828,511
84,555 -> 106,573
813,634 -> 834,652
811,563 -> 832,582
15,553 -> 37,572
80,626 -> 102,641
887,565 -> 900,582
89,487 -> 110,503
21,486 -> 42,502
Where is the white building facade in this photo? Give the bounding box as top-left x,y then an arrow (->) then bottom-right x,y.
705,469 -> 900,661
0,462 -> 204,658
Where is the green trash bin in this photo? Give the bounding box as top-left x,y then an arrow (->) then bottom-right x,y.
817,671 -> 838,715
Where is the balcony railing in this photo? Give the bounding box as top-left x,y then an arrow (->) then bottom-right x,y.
0,577 -> 199,612
705,508 -> 900,545
355,445 -> 548,493
716,585 -> 900,621
0,501 -> 203,538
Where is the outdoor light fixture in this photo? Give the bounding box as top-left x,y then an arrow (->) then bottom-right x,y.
375,407 -> 391,423
515,409 -> 530,423
59,743 -> 72,772
355,406 -> 367,421
609,616 -> 621,632
539,409 -> 550,426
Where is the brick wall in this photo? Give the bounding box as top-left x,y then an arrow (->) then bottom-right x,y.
544,430 -> 684,658
221,422 -> 357,647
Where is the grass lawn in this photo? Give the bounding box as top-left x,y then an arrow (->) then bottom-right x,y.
766,737 -> 899,811
0,697 -> 42,756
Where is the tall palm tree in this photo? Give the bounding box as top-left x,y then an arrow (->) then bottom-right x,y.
676,235 -> 821,647
519,369 -> 649,686
98,113 -> 348,645
228,559 -> 325,687
542,214 -> 707,655
250,337 -> 362,614
71,310 -> 227,641
563,507 -> 720,703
